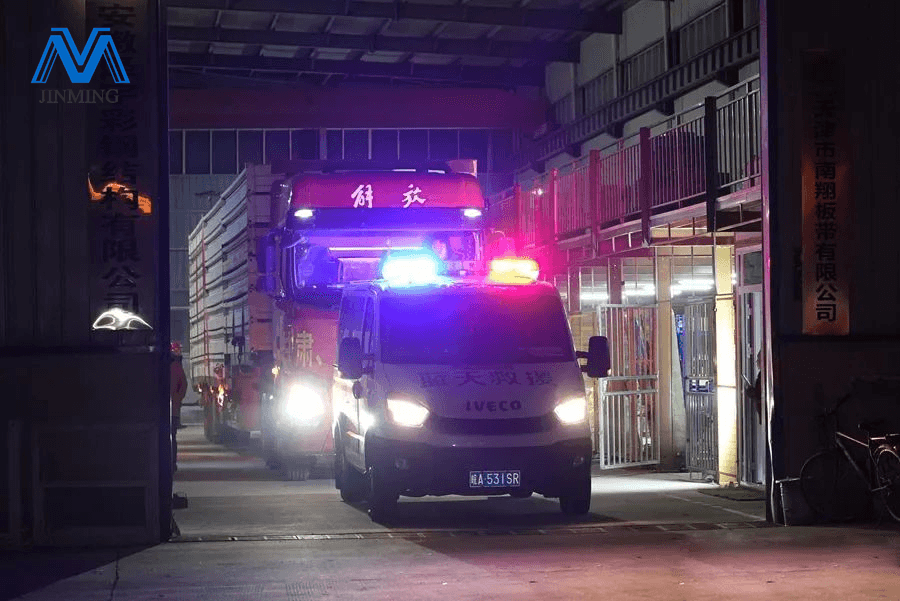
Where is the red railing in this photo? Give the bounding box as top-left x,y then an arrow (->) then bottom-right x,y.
650,116 -> 706,208
555,156 -> 591,237
518,177 -> 539,248
489,76 -> 761,245
599,141 -> 641,223
486,185 -> 518,235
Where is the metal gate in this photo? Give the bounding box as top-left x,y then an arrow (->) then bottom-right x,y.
596,305 -> 659,469
679,301 -> 718,479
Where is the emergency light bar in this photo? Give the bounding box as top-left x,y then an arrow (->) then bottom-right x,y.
488,258 -> 539,284
380,250 -> 444,286
295,208 -> 314,219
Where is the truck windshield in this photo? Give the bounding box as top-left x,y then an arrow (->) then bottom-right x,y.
380,289 -> 574,365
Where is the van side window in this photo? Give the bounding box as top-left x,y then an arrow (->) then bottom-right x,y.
338,294 -> 364,341
362,298 -> 375,356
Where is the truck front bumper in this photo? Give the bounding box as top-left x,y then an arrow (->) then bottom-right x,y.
365,436 -> 592,499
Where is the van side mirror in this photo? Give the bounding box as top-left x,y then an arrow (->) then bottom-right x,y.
338,337 -> 363,380
577,335 -> 611,378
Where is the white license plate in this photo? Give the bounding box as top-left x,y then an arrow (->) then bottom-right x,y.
469,470 -> 521,488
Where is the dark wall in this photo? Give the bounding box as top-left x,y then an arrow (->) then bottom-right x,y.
1,1 -> 90,348
0,0 -> 169,545
763,1 -> 900,481
170,86 -> 547,130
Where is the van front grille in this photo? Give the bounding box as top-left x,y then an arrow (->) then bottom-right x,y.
427,414 -> 557,436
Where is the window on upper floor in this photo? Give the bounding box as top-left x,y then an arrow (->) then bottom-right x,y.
265,130 -> 290,164
372,129 -> 399,162
211,130 -> 237,174
428,129 -> 458,161
185,130 -> 210,174
398,130 -> 427,162
169,130 -> 183,175
343,130 -> 369,160
459,129 -> 489,169
238,131 -> 263,168
291,129 -> 319,160
326,129 -> 343,160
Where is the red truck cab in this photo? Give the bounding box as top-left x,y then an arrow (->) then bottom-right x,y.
255,161 -> 490,479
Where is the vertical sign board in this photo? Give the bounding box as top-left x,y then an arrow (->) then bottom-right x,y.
801,51 -> 851,334
85,0 -> 164,542
85,1 -> 158,344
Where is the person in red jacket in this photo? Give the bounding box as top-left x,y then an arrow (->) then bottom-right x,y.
170,341 -> 188,472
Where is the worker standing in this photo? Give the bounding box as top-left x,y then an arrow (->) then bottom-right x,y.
170,341 -> 188,472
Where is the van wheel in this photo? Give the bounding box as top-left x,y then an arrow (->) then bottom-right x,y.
559,477 -> 592,516
335,436 -> 366,503
367,467 -> 398,522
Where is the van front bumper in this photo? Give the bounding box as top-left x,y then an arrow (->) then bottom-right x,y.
365,436 -> 592,499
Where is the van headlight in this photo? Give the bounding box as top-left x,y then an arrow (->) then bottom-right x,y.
387,398 -> 429,428
283,383 -> 325,422
554,397 -> 587,425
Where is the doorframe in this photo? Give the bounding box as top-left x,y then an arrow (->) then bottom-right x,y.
734,246 -> 765,488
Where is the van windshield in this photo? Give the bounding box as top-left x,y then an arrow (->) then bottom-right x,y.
380,288 -> 574,365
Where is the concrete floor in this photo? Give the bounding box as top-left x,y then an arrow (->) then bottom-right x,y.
171,423 -> 766,538
4,423 -> 900,601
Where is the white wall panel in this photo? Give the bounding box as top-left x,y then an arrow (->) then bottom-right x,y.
622,0 -> 666,57
577,35 -> 616,86
545,62 -> 576,104
669,0 -> 725,29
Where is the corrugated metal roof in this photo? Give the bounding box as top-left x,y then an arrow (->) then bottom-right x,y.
167,0 -> 625,88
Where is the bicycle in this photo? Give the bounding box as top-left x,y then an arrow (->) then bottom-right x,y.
799,382 -> 900,524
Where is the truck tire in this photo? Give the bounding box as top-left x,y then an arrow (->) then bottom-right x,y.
203,401 -> 213,441
206,402 -> 224,444
334,435 -> 366,503
261,424 -> 281,469
260,399 -> 280,469
559,475 -> 592,516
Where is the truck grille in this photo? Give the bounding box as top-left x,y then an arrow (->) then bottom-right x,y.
427,414 -> 557,436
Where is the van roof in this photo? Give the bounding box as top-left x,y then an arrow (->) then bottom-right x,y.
342,278 -> 559,296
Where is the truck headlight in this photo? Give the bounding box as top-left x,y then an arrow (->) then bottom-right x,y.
387,398 -> 429,428
283,383 -> 325,422
554,397 -> 587,425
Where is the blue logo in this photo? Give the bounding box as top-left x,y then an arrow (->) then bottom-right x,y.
32,28 -> 130,84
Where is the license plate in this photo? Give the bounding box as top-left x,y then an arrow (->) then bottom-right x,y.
469,470 -> 521,488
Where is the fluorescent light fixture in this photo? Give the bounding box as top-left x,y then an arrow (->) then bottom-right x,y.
622,285 -> 656,298
671,278 -> 715,295
392,168 -> 416,172
294,208 -> 314,219
463,208 -> 482,218
580,291 -> 610,302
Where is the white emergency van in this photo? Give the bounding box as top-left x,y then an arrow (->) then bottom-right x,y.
331,251 -> 611,521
